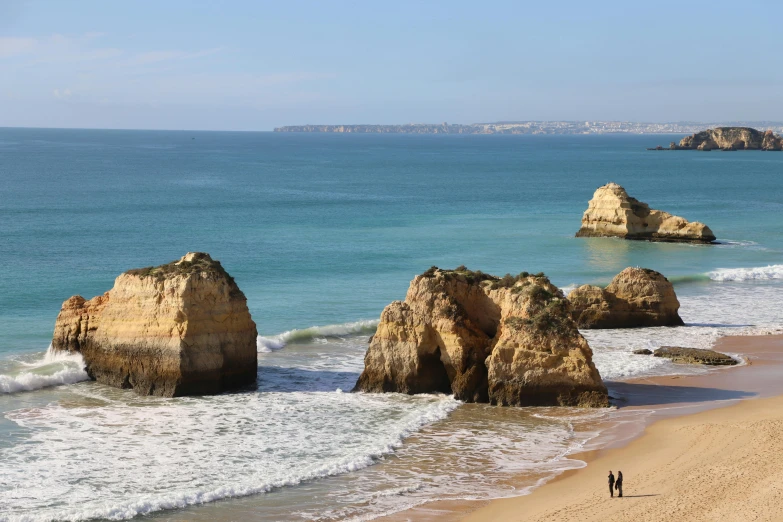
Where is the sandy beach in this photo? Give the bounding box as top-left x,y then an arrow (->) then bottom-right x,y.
381,334 -> 783,522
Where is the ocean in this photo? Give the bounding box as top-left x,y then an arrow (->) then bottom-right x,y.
0,128 -> 781,521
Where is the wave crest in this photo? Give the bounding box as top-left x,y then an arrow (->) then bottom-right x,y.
257,319 -> 380,352
707,264 -> 783,282
0,346 -> 89,394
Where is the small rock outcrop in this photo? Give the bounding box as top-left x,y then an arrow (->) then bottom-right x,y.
354,267 -> 608,407
677,127 -> 783,151
575,183 -> 716,243
633,349 -> 653,355
654,346 -> 737,366
569,267 -> 684,329
52,253 -> 258,397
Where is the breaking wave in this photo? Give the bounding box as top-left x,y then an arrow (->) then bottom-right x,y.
0,346 -> 89,394
257,319 -> 379,352
707,264 -> 783,282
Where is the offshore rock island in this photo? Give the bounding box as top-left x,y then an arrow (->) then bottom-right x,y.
650,126 -> 783,151
52,252 -> 258,397
274,121 -> 783,135
354,267 -> 609,408
576,183 -> 716,243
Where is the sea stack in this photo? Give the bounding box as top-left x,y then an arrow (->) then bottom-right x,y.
52,252 -> 258,397
568,267 -> 684,329
575,183 -> 716,243
676,127 -> 783,151
354,267 -> 608,407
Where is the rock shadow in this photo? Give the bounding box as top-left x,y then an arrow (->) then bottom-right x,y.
258,366 -> 361,393
606,381 -> 755,408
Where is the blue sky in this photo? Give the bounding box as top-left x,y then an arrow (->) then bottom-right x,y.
2,0 -> 782,130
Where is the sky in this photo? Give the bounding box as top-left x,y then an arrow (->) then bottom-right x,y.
1,0 -> 782,131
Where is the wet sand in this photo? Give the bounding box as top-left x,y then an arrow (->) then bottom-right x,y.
381,334 -> 783,522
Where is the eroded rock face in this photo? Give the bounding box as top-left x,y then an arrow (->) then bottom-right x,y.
654,346 -> 736,366
52,252 -> 258,397
354,267 -> 608,407
575,183 -> 716,243
569,267 -> 684,329
678,127 -> 783,151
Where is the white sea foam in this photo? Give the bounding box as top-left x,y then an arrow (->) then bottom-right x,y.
0,346 -> 88,394
707,264 -> 783,282
257,319 -> 379,352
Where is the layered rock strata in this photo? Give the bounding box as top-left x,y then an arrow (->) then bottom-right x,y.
654,346 -> 737,366
569,267 -> 684,329
52,252 -> 258,397
575,183 -> 716,243
676,127 -> 783,151
354,267 -> 608,407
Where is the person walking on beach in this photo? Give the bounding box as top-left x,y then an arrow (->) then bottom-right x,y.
608,471 -> 615,498
615,471 -> 623,497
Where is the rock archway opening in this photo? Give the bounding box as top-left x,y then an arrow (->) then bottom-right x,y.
418,346 -> 453,394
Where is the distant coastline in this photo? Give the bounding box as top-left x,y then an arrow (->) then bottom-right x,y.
274,121 -> 783,135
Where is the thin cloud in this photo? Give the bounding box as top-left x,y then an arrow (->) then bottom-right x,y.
0,37 -> 37,58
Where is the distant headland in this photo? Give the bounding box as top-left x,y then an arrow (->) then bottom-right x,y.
648,127 -> 783,151
274,121 -> 783,135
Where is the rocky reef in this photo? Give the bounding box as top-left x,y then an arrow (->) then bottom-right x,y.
575,183 -> 716,243
569,267 -> 684,329
354,267 -> 608,407
653,346 -> 737,366
676,127 -> 783,151
52,252 -> 258,397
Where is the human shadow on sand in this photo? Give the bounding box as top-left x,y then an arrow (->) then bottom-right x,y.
257,365 -> 361,393
606,381 -> 755,408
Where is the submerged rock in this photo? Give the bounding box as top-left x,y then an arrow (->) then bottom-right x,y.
678,127 -> 783,151
575,183 -> 716,243
653,346 -> 737,366
569,267 -> 684,329
52,252 -> 258,397
354,267 -> 608,407
633,349 -> 653,355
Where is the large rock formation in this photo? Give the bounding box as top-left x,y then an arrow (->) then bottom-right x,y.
354,267 -> 608,407
568,267 -> 684,329
575,183 -> 716,243
52,252 -> 258,397
677,127 -> 783,151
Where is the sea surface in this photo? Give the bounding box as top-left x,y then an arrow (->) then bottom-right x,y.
0,129 -> 781,521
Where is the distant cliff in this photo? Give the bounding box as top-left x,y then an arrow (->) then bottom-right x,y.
275,121 -> 783,135
654,127 -> 783,151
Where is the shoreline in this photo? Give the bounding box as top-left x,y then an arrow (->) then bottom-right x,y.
378,333 -> 783,522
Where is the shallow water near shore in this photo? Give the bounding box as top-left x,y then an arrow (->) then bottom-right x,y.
1,129 -> 782,521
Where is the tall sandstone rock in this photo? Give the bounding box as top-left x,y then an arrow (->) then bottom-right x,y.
354,267 -> 608,407
569,267 -> 684,329
678,127 -> 783,151
575,183 -> 716,243
52,252 -> 258,397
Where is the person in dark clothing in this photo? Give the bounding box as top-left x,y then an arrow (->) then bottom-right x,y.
608,471 -> 615,498
615,471 -> 623,497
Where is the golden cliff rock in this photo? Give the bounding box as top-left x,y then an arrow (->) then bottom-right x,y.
354,267 -> 608,407
569,267 -> 684,329
52,252 -> 258,396
575,183 -> 715,243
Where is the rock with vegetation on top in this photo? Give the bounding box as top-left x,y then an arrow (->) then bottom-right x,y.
52,252 -> 258,397
569,267 -> 684,329
575,183 -> 716,243
677,127 -> 783,151
354,267 -> 608,407
653,346 -> 737,366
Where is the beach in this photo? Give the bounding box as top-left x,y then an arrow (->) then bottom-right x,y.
380,334 -> 783,522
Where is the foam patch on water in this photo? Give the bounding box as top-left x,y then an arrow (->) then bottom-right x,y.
257,319 -> 379,352
707,264 -> 783,282
0,346 -> 88,394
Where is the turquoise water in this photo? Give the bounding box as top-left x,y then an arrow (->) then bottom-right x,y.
2,128 -> 782,350
0,128 -> 782,521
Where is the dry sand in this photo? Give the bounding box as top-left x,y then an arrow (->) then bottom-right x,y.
384,334 -> 783,522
